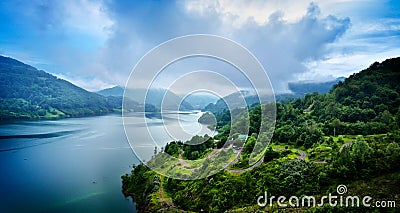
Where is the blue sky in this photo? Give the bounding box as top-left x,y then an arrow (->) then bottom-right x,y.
0,0 -> 399,93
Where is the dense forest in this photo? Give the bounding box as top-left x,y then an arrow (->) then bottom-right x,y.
122,57 -> 400,212
0,56 -> 154,120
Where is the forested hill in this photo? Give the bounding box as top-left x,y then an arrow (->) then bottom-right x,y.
0,56 -> 123,120
122,57 -> 400,212
334,57 -> 400,114
294,57 -> 400,136
270,57 -> 400,150
287,77 -> 345,97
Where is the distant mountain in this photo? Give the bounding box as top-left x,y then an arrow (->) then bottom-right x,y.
100,78 -> 344,113
97,86 -> 124,97
99,86 -> 194,111
182,94 -> 219,110
0,56 -> 147,120
204,91 -> 263,113
287,77 -> 345,97
97,86 -> 154,111
204,78 -> 345,113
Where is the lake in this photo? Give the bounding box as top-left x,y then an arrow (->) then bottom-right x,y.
0,112 -> 214,212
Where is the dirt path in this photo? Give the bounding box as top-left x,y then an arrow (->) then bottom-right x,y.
225,156 -> 264,173
297,149 -> 306,160
157,176 -> 176,209
339,142 -> 353,152
273,148 -> 306,160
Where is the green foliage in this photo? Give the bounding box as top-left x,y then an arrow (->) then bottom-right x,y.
122,58 -> 400,212
215,135 -> 227,149
352,135 -> 372,165
386,142 -> 400,170
121,164 -> 160,211
263,147 -> 280,162
164,135 -> 214,160
0,56 -> 158,120
243,134 -> 256,154
337,135 -> 344,143
124,132 -> 400,212
164,141 -> 183,158
279,160 -> 310,194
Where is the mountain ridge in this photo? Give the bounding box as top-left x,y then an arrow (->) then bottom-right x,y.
0,55 -> 148,120
98,86 -> 194,111
204,77 -> 346,113
98,86 -> 218,110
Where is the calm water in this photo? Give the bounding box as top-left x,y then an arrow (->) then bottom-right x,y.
0,112 -> 213,212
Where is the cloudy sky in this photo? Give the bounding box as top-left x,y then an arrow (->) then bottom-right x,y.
0,0 -> 399,94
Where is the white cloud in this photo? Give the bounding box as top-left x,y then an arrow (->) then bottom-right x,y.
91,1 -> 352,94
6,0 -> 397,94
184,0 -> 364,27
185,0 -> 309,27
54,73 -> 114,92
302,47 -> 400,80
226,3 -> 350,92
62,0 -> 114,43
183,0 -> 400,93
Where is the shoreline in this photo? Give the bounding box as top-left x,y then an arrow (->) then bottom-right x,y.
0,110 -> 205,124
0,111 -> 122,124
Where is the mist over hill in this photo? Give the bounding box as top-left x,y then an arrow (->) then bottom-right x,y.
98,86 -> 219,110
203,77 -> 345,113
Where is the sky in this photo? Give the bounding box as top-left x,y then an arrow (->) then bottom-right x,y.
0,0 -> 399,94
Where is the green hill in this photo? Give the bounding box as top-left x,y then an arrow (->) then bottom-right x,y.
334,58 -> 400,115
122,57 -> 400,212
302,57 -> 400,135
97,85 -> 125,97
0,56 -> 123,120
288,77 -> 345,97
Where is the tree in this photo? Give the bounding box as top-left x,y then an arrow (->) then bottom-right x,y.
243,135 -> 256,154
327,137 -> 334,145
396,107 -> 400,126
216,136 -> 227,149
332,118 -> 341,136
264,147 -> 279,162
352,135 -> 372,166
275,125 -> 296,143
280,160 -> 309,195
153,146 -> 158,157
386,142 -> 400,170
337,135 -> 344,143
377,110 -> 394,125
